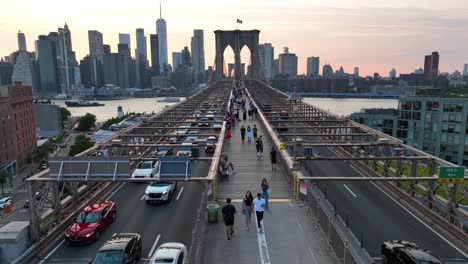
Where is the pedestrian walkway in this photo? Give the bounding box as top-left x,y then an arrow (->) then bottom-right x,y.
216,109 -> 291,200
201,94 -> 338,264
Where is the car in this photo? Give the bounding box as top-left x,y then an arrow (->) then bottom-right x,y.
205,143 -> 216,153
145,181 -> 178,203
0,197 -> 12,209
59,143 -> 67,148
206,111 -> 215,120
277,122 -> 289,131
149,242 -> 187,264
155,146 -> 173,157
207,136 -> 217,144
188,130 -> 199,135
176,128 -> 188,135
91,233 -> 142,264
198,117 -> 210,127
167,137 -> 178,144
185,136 -> 198,144
381,240 -> 444,264
177,143 -> 192,156
132,161 -> 158,178
40,161 -> 49,170
212,122 -> 223,130
179,122 -> 191,128
279,111 -> 290,120
65,201 -> 116,245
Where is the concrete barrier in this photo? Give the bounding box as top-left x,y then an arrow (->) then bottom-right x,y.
0,221 -> 31,264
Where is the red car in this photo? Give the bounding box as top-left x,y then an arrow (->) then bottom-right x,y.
65,201 -> 116,245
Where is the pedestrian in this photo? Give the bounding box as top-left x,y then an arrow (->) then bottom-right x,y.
242,191 -> 254,230
253,125 -> 258,139
222,198 -> 236,240
253,193 -> 266,232
258,135 -> 264,156
226,130 -> 232,144
270,147 -> 277,171
246,125 -> 252,142
242,110 -> 247,121
220,155 -> 237,174
261,178 -> 270,209
240,125 -> 246,142
255,137 -> 262,158
248,109 -> 253,119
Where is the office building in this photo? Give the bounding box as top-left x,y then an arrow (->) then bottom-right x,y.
354,67 -> 359,77
88,30 -> 104,60
278,47 -> 297,77
60,23 -> 78,92
0,61 -> 13,85
35,35 -> 60,95
34,103 -> 61,137
181,47 -> 190,66
306,56 -> 319,77
156,4 -> 168,74
103,53 -> 129,88
322,64 -> 333,78
172,52 -> 182,71
0,82 -> 36,174
80,55 -> 102,88
191,29 -> 205,83
258,43 -> 274,79
118,33 -> 131,55
12,32 -> 37,88
424,51 -> 439,79
135,28 -> 148,88
150,34 -> 160,75
463,64 -> 468,76
390,68 -> 397,79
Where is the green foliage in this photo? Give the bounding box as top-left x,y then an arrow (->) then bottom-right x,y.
60,107 -> 71,122
69,135 -> 94,156
77,113 -> 96,131
100,113 -> 135,130
32,143 -> 55,163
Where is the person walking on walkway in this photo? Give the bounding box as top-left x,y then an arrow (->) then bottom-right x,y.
240,125 -> 246,142
226,130 -> 232,144
253,125 -> 258,140
258,135 -> 264,156
242,109 -> 247,121
246,125 -> 252,142
222,198 -> 236,240
270,147 -> 277,171
261,178 -> 270,209
256,137 -> 262,158
242,191 -> 254,230
253,193 -> 266,232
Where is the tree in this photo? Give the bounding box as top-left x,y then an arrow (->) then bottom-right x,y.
69,135 -> 94,156
77,113 -> 96,132
0,170 -> 8,195
60,107 -> 71,122
32,142 -> 55,164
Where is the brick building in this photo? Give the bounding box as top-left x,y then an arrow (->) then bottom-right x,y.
0,82 -> 36,175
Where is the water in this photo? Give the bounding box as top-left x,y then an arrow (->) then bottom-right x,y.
55,97 -> 397,122
303,98 -> 398,116
54,98 -> 185,122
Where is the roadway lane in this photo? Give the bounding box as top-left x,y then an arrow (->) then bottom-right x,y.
303,144 -> 467,258
46,180 -> 204,262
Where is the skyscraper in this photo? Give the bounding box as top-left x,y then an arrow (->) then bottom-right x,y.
278,47 -> 297,77
156,2 -> 168,74
389,68 -> 397,79
80,55 -> 102,88
18,31 -> 27,52
322,64 -> 333,78
172,52 -> 182,71
35,35 -> 60,95
463,64 -> 468,76
135,28 -> 148,88
181,47 -> 190,66
307,56 -> 319,77
12,31 -> 36,89
423,51 -> 439,79
191,29 -> 205,83
61,23 -> 78,91
63,23 -> 73,52
353,67 -> 359,77
119,33 -> 131,55
88,30 -> 104,60
136,29 -> 147,57
103,53 -> 129,88
150,34 -> 160,75
258,43 -> 274,79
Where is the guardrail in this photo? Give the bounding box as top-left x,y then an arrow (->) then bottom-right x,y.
187,184 -> 208,264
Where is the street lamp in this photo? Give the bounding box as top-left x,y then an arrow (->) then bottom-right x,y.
287,87 -> 302,163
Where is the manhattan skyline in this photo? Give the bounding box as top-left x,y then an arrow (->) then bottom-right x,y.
1,0 -> 468,76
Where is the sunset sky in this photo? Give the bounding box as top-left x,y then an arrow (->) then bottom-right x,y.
1,0 -> 468,76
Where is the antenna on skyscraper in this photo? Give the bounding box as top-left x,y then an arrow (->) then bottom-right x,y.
159,0 -> 162,19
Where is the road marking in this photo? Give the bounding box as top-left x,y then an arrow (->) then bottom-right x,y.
38,240 -> 65,264
296,216 -> 304,233
148,234 -> 161,258
347,164 -> 468,258
308,246 -> 319,264
140,194 -> 146,200
343,184 -> 357,198
107,182 -> 127,200
254,212 -> 271,264
176,187 -> 184,200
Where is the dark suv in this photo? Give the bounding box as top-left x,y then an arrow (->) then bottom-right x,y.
381,240 -> 444,264
91,233 -> 142,264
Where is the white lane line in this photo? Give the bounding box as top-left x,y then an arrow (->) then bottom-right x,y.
295,216 -> 304,233
343,184 -> 357,198
348,164 -> 468,258
107,182 -> 127,200
148,234 -> 161,258
254,212 -> 271,264
308,246 -> 319,264
176,187 -> 184,200
38,240 -> 65,264
140,194 -> 145,200
39,182 -> 128,263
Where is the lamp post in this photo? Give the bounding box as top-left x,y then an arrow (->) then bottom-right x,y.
288,87 -> 302,163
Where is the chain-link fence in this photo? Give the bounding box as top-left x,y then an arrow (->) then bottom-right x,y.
304,183 -> 375,264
